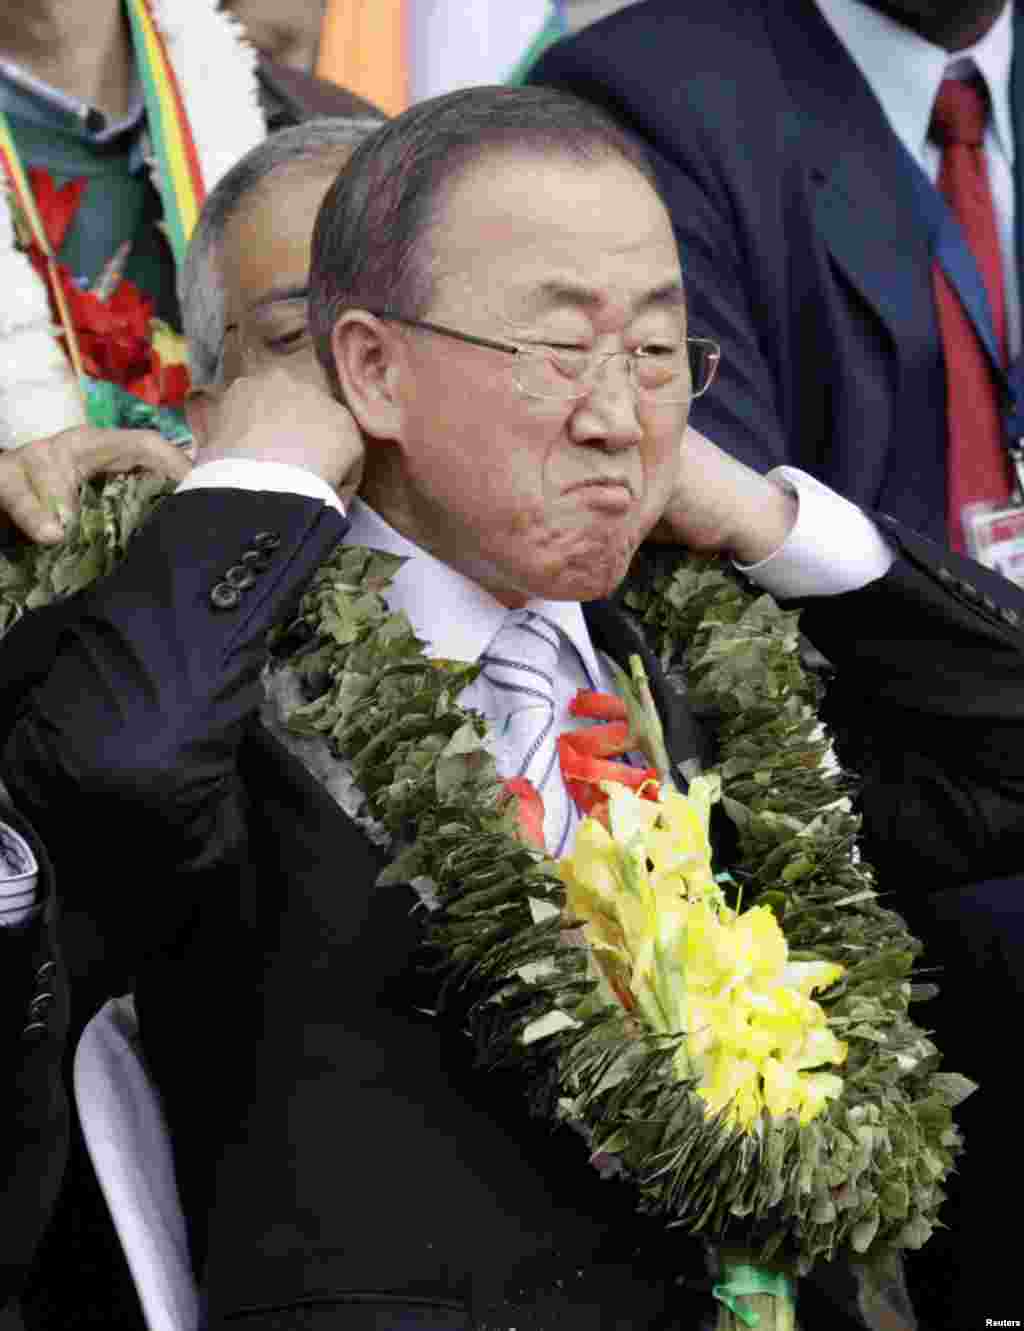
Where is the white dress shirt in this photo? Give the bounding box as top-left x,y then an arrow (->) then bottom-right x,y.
180,457 -> 894,781
341,498 -> 613,790
814,0 -> 1019,355
0,820 -> 40,927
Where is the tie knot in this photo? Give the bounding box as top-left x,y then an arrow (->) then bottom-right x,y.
930,76 -> 989,147
484,610 -> 561,683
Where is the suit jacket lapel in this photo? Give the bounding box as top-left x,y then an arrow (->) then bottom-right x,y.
771,1 -> 938,360
582,597 -> 710,782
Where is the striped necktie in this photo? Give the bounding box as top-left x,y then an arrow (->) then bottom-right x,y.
481,609 -> 576,856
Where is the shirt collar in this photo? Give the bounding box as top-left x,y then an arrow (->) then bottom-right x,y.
813,0 -> 1015,166
0,56 -> 145,143
343,498 -> 604,683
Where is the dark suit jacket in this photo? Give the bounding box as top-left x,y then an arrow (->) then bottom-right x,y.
0,790 -> 67,1308
3,491 -> 1024,1329
529,0 -> 1024,546
0,68 -> 383,1315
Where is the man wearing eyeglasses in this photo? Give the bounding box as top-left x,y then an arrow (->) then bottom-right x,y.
5,85 -> 1024,1331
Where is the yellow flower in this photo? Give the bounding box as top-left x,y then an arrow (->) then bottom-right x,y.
557,783 -> 847,1131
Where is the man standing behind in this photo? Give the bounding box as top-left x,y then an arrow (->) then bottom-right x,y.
5,86 -> 1024,1329
530,1 -> 1023,555
0,0 -> 377,481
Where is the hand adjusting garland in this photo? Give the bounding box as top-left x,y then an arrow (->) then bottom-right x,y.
0,477 -> 975,1329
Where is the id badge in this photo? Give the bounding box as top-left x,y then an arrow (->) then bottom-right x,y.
963,500 -> 1024,585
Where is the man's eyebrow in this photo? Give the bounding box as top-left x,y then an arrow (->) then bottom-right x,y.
521,279 -> 686,315
248,284 -> 310,313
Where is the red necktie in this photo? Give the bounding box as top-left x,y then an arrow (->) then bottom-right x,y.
929,76 -> 1012,551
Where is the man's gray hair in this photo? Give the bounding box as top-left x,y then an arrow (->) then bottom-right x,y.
181,116 -> 384,387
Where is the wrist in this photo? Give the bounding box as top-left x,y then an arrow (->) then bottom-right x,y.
727,480 -> 798,565
177,458 -> 346,515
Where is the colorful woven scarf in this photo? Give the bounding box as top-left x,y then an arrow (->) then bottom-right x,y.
0,0 -> 210,423
0,111 -> 87,383
123,0 -> 206,267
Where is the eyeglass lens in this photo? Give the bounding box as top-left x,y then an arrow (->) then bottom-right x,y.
513,340 -> 718,402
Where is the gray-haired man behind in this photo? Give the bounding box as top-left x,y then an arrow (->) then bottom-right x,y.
0,115 -> 382,546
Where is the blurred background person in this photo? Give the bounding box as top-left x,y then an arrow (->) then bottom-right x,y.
225,0 -> 325,75
313,0 -> 567,116
531,0 -> 1024,559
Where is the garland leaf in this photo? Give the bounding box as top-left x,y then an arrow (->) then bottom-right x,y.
0,476 -> 971,1278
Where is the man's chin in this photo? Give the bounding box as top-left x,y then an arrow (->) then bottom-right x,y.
522,548 -> 636,604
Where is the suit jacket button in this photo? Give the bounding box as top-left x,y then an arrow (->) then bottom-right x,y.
983,594 -> 998,612
224,564 -> 257,590
253,532 -> 281,552
938,567 -> 954,584
22,1020 -> 47,1043
1001,606 -> 1020,626
210,582 -> 241,611
959,581 -> 980,601
240,549 -> 273,571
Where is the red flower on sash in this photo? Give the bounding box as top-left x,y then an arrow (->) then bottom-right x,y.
22,168 -> 190,407
27,167 -> 88,252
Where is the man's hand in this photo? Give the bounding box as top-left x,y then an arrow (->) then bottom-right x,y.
193,369 -> 365,506
650,425 -> 798,563
0,427 -> 193,545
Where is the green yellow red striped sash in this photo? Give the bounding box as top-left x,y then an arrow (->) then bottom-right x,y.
0,109 -> 86,383
124,0 -> 206,268
0,0 -> 206,389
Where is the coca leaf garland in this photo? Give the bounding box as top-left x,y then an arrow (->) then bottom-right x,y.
0,474 -> 972,1277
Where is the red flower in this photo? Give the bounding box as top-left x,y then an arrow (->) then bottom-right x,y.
22,168 -> 190,408
27,167 -> 88,253
558,727 -> 660,828
503,777 -> 547,850
69,280 -> 156,384
569,689 -> 628,722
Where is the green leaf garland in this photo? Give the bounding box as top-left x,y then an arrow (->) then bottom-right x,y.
0,474 -> 970,1277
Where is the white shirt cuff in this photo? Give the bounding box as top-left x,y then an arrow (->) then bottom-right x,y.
176,459 -> 345,515
0,823 -> 39,927
736,466 -> 895,598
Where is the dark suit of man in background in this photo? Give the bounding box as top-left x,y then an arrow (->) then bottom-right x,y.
4,85 -> 1024,1330
530,0 -> 1021,550
0,790 -> 66,1317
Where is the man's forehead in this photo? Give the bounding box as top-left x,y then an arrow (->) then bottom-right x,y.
434,154 -> 681,315
223,152 -> 353,311
507,276 -> 686,319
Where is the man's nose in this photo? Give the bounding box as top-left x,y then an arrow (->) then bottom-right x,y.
570,354 -> 644,449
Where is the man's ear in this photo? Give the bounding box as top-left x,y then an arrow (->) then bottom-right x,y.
330,312 -> 404,443
184,389 -> 217,452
